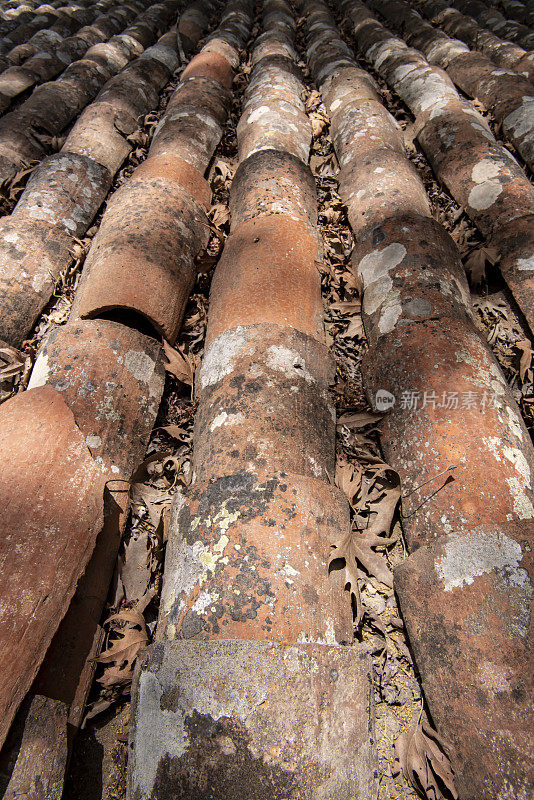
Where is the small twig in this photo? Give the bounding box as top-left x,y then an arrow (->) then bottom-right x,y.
401,464 -> 457,499
401,475 -> 456,519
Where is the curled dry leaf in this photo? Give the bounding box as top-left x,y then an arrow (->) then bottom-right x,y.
163,340 -> 195,386
309,152 -> 339,178
0,345 -> 28,403
305,88 -> 323,112
394,710 -> 458,800
129,450 -> 177,530
311,113 -> 328,138
123,451 -> 186,603
210,158 -> 234,191
356,470 -> 401,540
0,346 -> 24,381
340,315 -> 364,339
336,457 -> 401,541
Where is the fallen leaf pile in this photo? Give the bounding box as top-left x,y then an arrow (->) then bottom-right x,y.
473,293 -> 533,433
85,604 -> 150,723
332,451 -> 399,625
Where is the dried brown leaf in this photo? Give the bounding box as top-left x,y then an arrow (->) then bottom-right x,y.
155,424 -> 190,440
328,527 -> 363,625
210,158 -> 234,190
129,450 -> 177,531
337,411 -> 383,429
329,526 -> 394,627
330,299 -> 361,315
163,340 -> 195,386
311,114 -> 327,137
464,246 -> 499,286
309,152 -> 338,177
130,450 -> 174,485
516,338 -> 533,382
394,711 -> 458,800
119,528 -> 152,603
95,607 -> 148,687
335,459 -> 363,504
358,472 -> 401,540
340,316 -> 364,339
209,202 -> 230,228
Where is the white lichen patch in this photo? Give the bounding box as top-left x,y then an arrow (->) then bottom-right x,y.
471,159 -> 501,183
503,96 -> 534,140
436,528 -> 526,592
505,477 -> 534,519
501,444 -> 532,483
124,350 -> 156,383
378,299 -> 402,334
358,243 -> 406,299
516,254 -> 534,271
210,411 -> 228,431
506,406 -> 525,441
265,345 -> 314,383
468,158 -> 504,210
199,327 -> 248,389
307,455 -> 323,478
191,590 -> 219,615
468,180 -> 503,210
358,243 -> 406,333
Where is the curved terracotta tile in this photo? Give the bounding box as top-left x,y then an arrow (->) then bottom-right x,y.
0,385 -> 106,750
